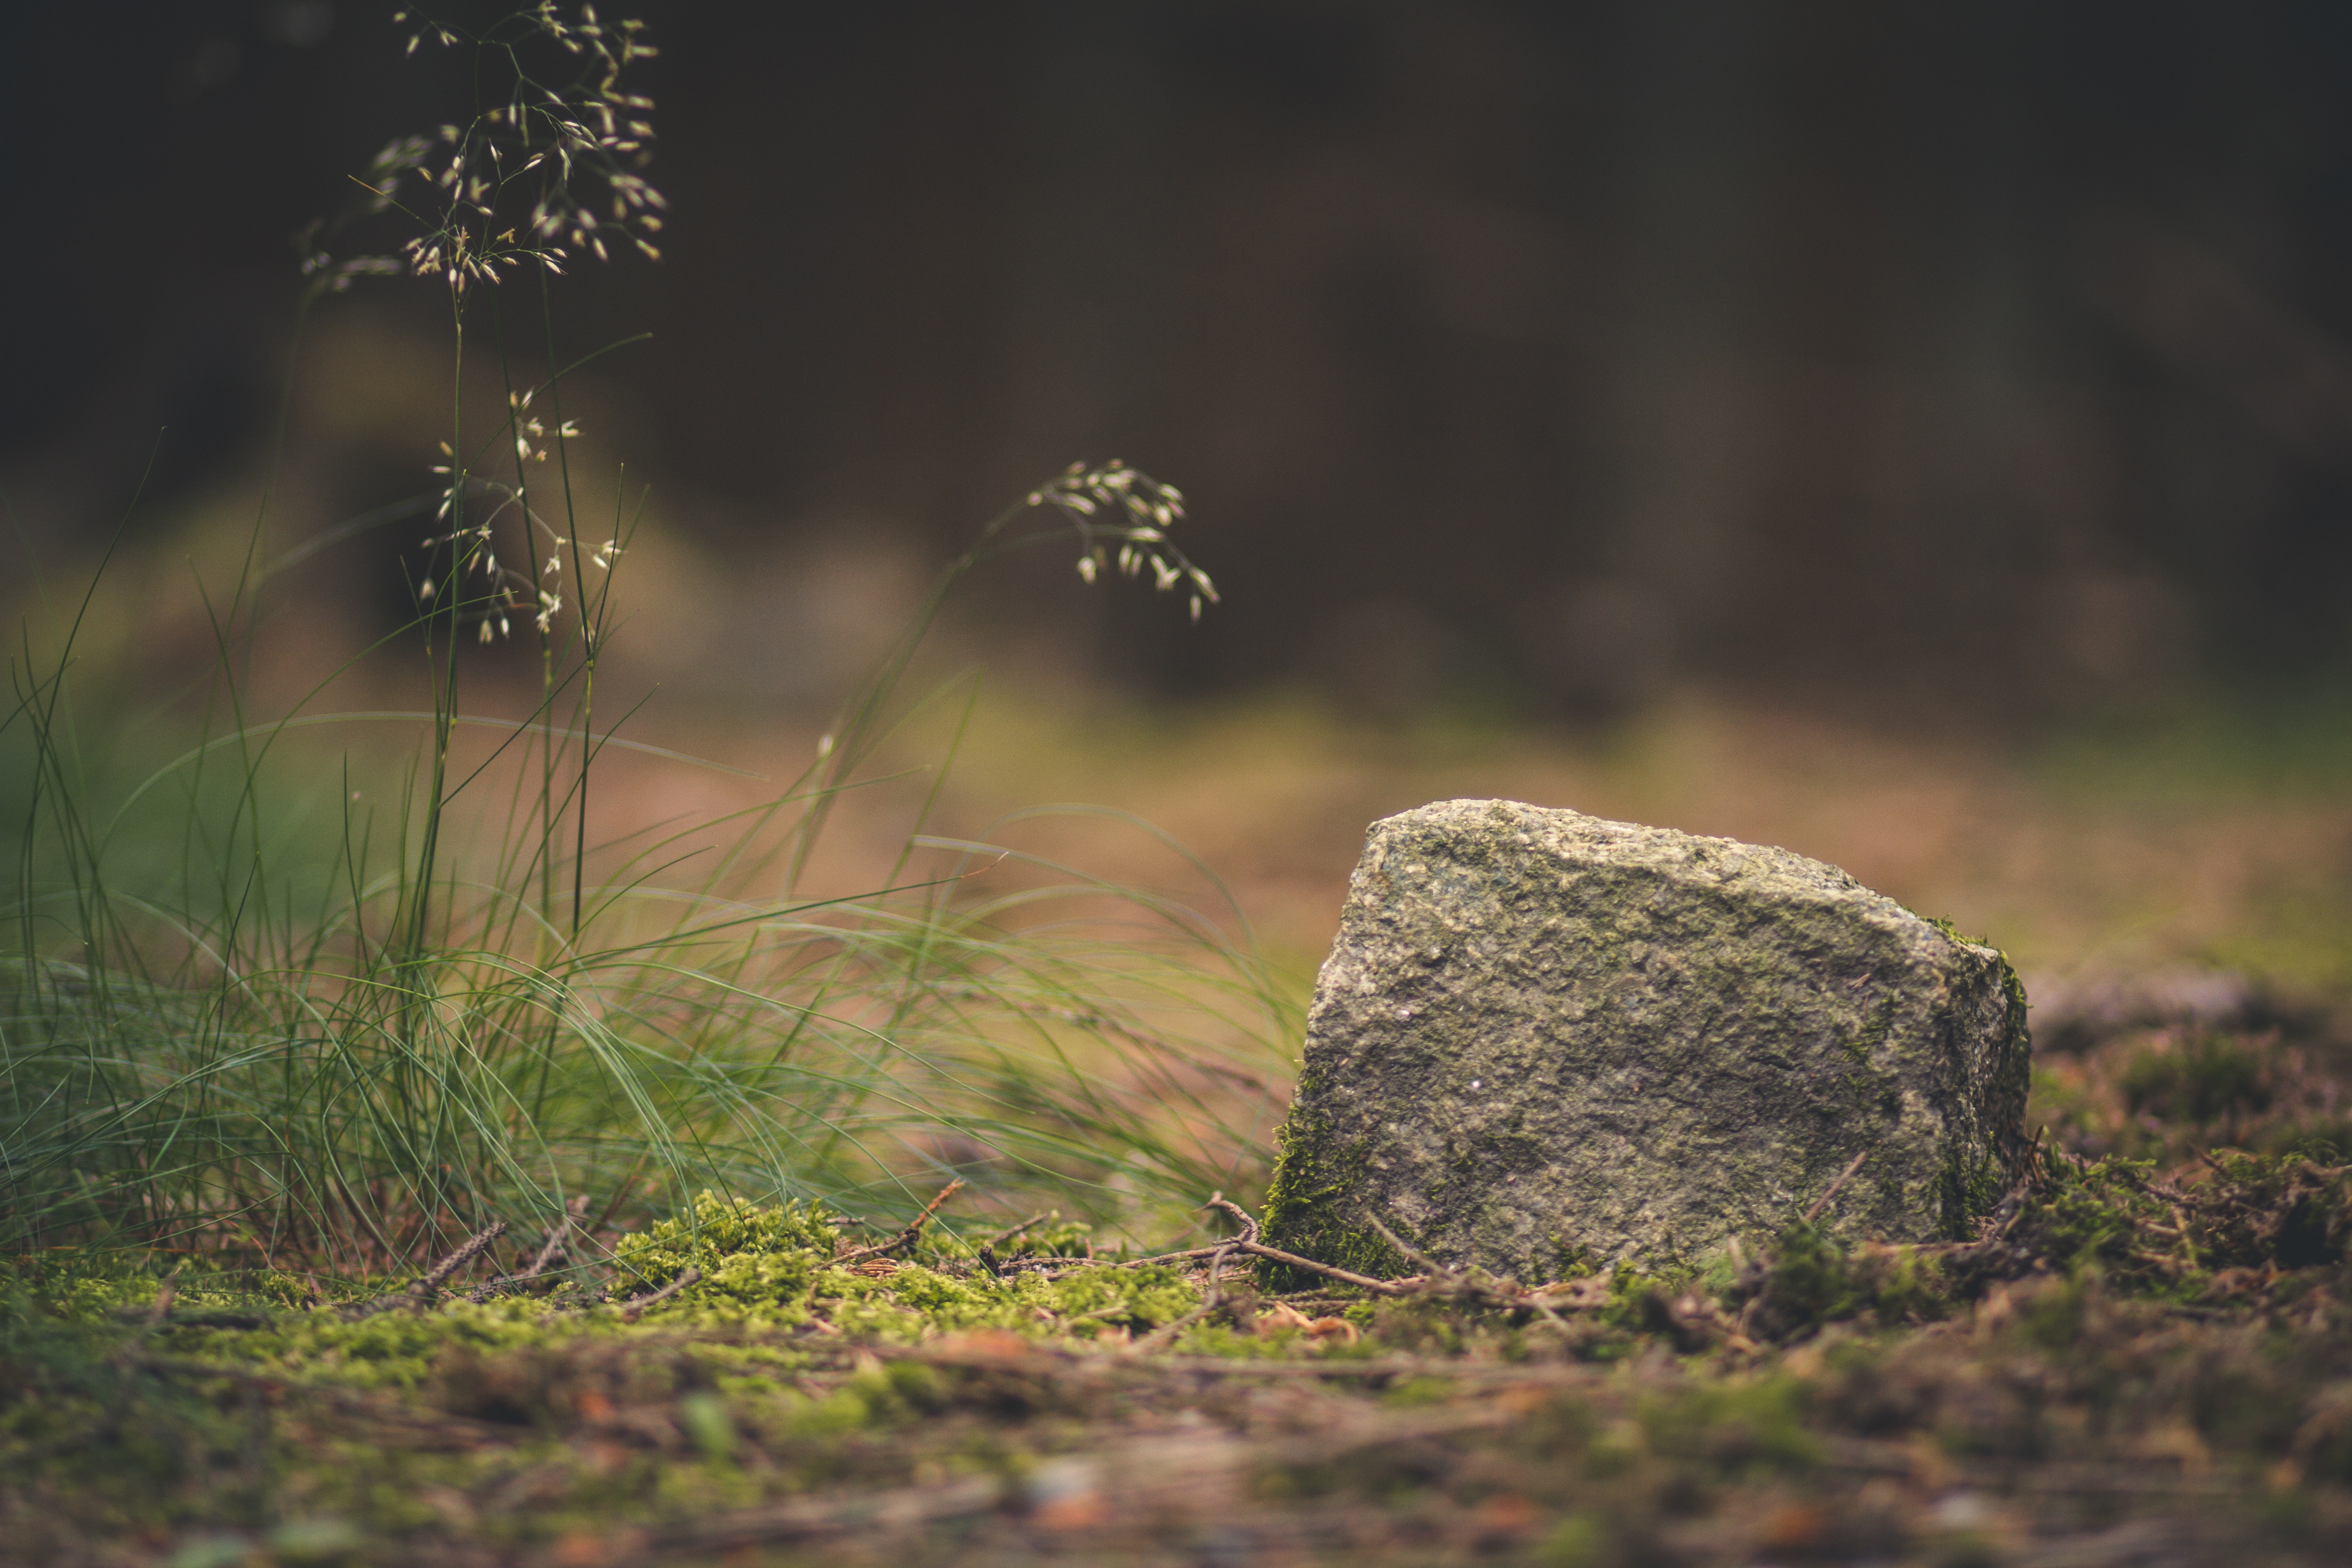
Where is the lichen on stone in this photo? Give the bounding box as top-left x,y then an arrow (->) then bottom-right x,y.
1262,799 -> 2034,1281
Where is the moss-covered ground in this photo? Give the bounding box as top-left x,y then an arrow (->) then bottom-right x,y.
15,988 -> 2352,1567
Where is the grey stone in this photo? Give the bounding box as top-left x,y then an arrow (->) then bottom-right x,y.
1260,800 -> 2031,1281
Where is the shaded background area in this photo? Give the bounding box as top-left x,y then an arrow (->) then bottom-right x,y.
10,0 -> 2352,719
5,1 -> 2352,1002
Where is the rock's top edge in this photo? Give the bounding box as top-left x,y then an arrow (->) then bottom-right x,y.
1370,798 -> 1974,948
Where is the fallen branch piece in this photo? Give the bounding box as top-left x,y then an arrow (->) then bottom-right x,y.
833,1180 -> 965,1267
467,1202 -> 579,1304
1128,1243 -> 1235,1355
414,1220 -> 510,1294
1205,1191 -> 1261,1246
1365,1214 -> 1452,1279
1114,1245 -> 1230,1270
340,1220 -> 509,1320
978,1211 -> 1051,1251
1234,1240 -> 1410,1296
617,1265 -> 701,1320
1801,1150 -> 1871,1224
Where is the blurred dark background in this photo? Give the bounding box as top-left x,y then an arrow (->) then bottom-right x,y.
9,0 -> 2352,726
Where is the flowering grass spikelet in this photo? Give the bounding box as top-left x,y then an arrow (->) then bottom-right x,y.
306,4 -> 665,310
1034,462 -> 1217,620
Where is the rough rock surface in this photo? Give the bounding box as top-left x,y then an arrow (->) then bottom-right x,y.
1261,800 -> 2031,1281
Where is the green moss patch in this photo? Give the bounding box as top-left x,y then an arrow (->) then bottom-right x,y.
20,1018 -> 2352,1563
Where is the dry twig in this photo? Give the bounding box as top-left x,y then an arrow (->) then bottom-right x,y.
1364,1214 -> 1451,1279
1128,1243 -> 1236,1355
833,1180 -> 965,1267
979,1211 -> 1052,1250
468,1197 -> 585,1303
340,1220 -> 508,1320
1801,1151 -> 1871,1224
1205,1191 -> 1260,1245
616,1265 -> 701,1321
1233,1240 -> 1410,1296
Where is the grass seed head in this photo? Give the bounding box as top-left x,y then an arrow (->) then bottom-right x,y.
304,4 -> 666,306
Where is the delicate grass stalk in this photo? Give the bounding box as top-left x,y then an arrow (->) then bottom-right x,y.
1,5 -> 1287,1273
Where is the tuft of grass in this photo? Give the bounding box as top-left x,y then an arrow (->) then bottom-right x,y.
0,3 -> 1284,1278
